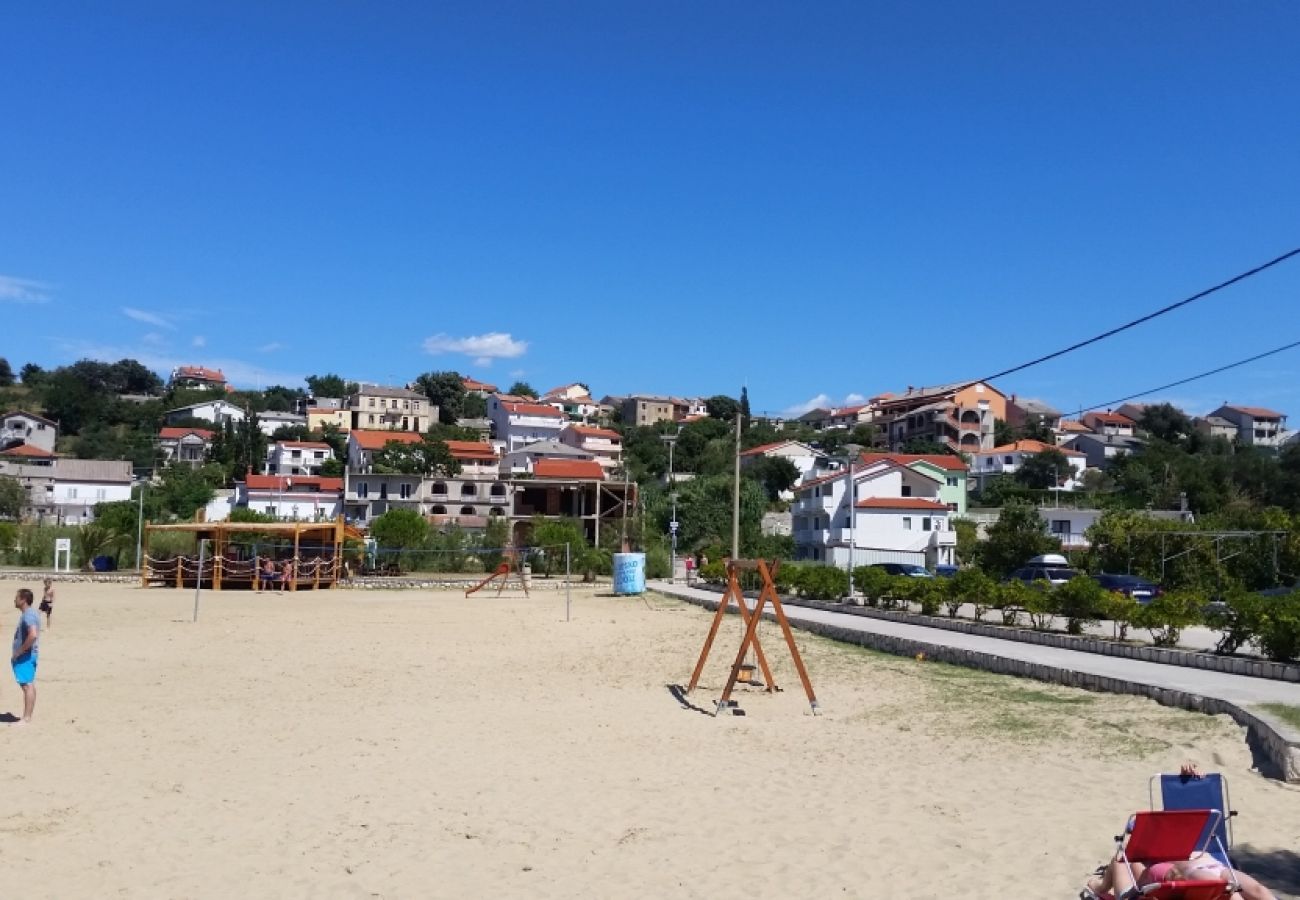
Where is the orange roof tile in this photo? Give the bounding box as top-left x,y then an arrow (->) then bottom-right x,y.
245,474 -> 344,492
0,442 -> 55,458
1224,405 -> 1285,419
274,440 -> 332,450
503,401 -> 565,419
159,426 -> 216,441
349,430 -> 424,451
1059,420 -> 1090,432
462,377 -> 499,392
859,452 -> 968,472
984,439 -> 1084,457
445,440 -> 498,461
567,425 -> 621,440
532,458 -> 605,480
1085,411 -> 1135,425
856,497 -> 948,511
175,366 -> 227,382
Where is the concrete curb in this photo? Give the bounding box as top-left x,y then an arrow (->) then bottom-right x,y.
659,586 -> 1300,783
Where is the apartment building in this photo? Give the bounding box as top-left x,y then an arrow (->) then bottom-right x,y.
1209,405 -> 1289,448
347,384 -> 433,433
169,365 -> 228,391
559,424 -> 623,472
875,382 -> 1005,453
158,426 -> 215,467
620,395 -> 676,427
265,440 -> 334,476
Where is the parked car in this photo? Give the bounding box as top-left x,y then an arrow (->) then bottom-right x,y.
869,562 -> 933,578
1007,564 -> 1079,586
1091,573 -> 1161,603
934,564 -> 960,578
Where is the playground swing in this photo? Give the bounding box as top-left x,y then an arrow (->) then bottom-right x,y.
686,558 -> 819,716
465,550 -> 531,599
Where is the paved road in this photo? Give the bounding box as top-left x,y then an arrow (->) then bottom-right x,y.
649,581 -> 1300,709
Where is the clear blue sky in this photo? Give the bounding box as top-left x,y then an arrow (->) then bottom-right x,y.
3,2 -> 1299,419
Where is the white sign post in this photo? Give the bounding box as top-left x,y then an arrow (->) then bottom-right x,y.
54,538 -> 72,573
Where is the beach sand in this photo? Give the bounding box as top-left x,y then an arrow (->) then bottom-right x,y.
3,579 -> 1298,899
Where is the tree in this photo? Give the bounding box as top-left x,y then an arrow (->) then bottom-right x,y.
901,438 -> 956,456
370,508 -> 429,553
271,424 -> 312,442
305,374 -> 349,399
261,385 -> 304,413
19,363 -> 45,386
462,392 -> 487,418
415,371 -> 467,424
952,518 -> 980,565
372,437 -> 462,477
0,475 -> 24,518
1014,448 -> 1074,489
739,386 -> 752,427
508,381 -> 538,398
153,463 -> 223,520
994,418 -> 1017,447
662,473 -> 767,554
319,458 -> 344,477
0,358 -> 13,387
705,395 -> 740,421
1140,403 -> 1195,445
981,500 -> 1060,576
746,456 -> 800,502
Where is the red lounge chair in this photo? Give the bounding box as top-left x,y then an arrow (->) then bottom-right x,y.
1109,810 -> 1237,899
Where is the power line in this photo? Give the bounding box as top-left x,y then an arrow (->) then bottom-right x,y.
1063,337 -> 1300,418
975,245 -> 1300,385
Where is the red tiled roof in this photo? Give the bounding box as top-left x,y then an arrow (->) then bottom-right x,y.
159,426 -> 216,441
984,439 -> 1084,457
278,438 -> 328,448
349,430 -> 423,451
859,452 -> 968,472
1224,405 -> 1284,419
740,440 -> 791,457
567,425 -> 621,441
855,497 -> 949,511
503,401 -> 565,419
1085,411 -> 1135,425
245,474 -> 344,492
799,457 -> 935,493
532,458 -> 605,480
175,366 -> 227,383
445,440 -> 498,461
0,442 -> 55,458
462,377 -> 498,392
1059,420 -> 1090,432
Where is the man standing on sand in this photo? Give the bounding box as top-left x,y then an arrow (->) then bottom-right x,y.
12,588 -> 40,724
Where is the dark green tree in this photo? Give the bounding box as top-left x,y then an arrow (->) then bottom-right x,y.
319,458 -> 344,477
0,358 -> 13,387
901,438 -> 956,456
372,437 -> 462,476
0,475 -> 24,518
994,418 -> 1017,446
1140,403 -> 1195,445
415,371 -> 467,424
462,392 -> 488,419
980,500 -> 1060,576
270,424 -> 313,442
705,395 -> 740,421
1014,447 -> 1074,489
370,508 -> 429,553
305,374 -> 349,398
261,385 -> 304,413
746,456 -> 800,502
19,363 -> 45,386
739,386 -> 751,427
508,381 -> 538,398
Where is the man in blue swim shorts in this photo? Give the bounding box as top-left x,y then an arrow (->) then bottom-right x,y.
12,587 -> 40,724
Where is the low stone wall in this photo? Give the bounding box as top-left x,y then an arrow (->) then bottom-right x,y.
343,576 -> 580,591
0,571 -> 139,585
661,587 -> 1300,783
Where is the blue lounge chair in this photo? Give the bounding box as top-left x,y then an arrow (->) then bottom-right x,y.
1149,772 -> 1235,868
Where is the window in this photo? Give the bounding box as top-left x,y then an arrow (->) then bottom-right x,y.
96,488 -> 106,500
68,487 -> 78,499
291,449 -> 301,458
379,484 -> 388,500
922,518 -> 931,531
461,484 -> 477,497
902,517 -> 912,530
404,400 -> 410,410
266,505 -> 276,515
368,414 -> 375,424
947,503 -> 958,512
431,505 -> 446,514
432,481 -> 447,496
368,397 -> 375,408
399,483 -> 413,499
946,476 -> 959,487
1050,520 -> 1070,535
356,482 -> 368,498
1004,456 -> 1014,464
901,485 -> 912,497
460,506 -> 475,516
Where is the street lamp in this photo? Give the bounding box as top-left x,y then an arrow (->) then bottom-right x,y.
661,430 -> 681,582
840,443 -> 863,599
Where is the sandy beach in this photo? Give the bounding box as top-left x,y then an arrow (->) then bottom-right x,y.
3,578 -> 1298,899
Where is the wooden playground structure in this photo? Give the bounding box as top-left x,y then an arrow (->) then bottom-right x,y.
142,518 -> 365,591
464,550 -> 531,598
687,559 -> 819,716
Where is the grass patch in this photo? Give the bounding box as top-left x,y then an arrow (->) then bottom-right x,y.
1257,703 -> 1300,732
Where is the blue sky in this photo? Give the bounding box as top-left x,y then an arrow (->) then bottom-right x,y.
3,2 -> 1299,419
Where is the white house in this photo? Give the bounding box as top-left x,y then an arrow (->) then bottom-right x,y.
346,429 -> 422,472
1081,411 -> 1136,437
969,439 -> 1087,492
265,440 -> 334,476
169,365 -> 229,391
792,457 -> 956,569
1209,405 -> 1289,449
158,426 -> 215,467
164,399 -> 246,429
0,410 -> 58,454
257,411 -> 308,437
559,424 -> 623,472
739,440 -> 820,499
16,459 -> 133,524
237,474 -> 344,521
1064,433 -> 1144,470
969,505 -> 1196,550
492,400 -> 567,453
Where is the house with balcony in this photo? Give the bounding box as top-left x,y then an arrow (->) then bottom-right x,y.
1006,397 -> 1062,433
341,438 -> 508,525
1081,411 -> 1136,437
559,425 -> 623,472
169,365 -> 229,391
1195,415 -> 1239,442
346,429 -> 423,471
1,410 -> 58,454
237,474 -> 344,521
347,384 -> 433,433
307,405 -> 349,433
875,381 -> 1005,453
969,440 -> 1086,492
158,426 -> 215,467
0,457 -> 132,524
164,398 -> 246,429
1054,419 -> 1092,445
791,457 -> 956,569
266,440 -> 334,476
508,458 -> 632,546
1063,433 -> 1144,470
856,452 -> 969,515
500,439 -> 594,476
462,376 -> 498,398
257,410 -> 308,437
620,395 -> 676,427
1209,404 -> 1289,449
492,400 -> 567,453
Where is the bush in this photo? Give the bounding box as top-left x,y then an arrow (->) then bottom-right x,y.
1022,580 -> 1057,631
887,576 -> 922,612
646,547 -> 670,579
913,579 -> 943,616
993,580 -> 1033,627
946,568 -> 995,620
1054,576 -> 1106,635
800,566 -> 848,602
775,563 -> 806,595
462,556 -> 486,574
1254,590 -> 1300,663
1136,590 -> 1203,647
1098,590 -> 1142,641
699,560 -> 726,583
852,566 -> 892,607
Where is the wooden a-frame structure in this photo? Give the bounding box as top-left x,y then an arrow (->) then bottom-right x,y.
686,559 -> 819,716
464,549 -> 531,598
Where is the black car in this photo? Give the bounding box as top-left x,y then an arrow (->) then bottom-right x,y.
1092,573 -> 1161,603
1007,565 -> 1078,586
868,562 -> 933,578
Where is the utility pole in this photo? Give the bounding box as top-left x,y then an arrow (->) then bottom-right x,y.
842,443 -> 862,598
730,410 -> 741,560
661,430 -> 680,581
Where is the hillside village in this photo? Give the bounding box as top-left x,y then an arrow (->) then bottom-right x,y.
1,356 -> 1298,584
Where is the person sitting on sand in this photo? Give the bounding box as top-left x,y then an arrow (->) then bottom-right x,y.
1082,764 -> 1277,900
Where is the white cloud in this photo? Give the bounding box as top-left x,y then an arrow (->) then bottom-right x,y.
422,332 -> 528,362
53,339 -> 305,391
192,335 -> 206,348
259,342 -> 284,353
122,307 -> 174,329
0,275 -> 52,304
